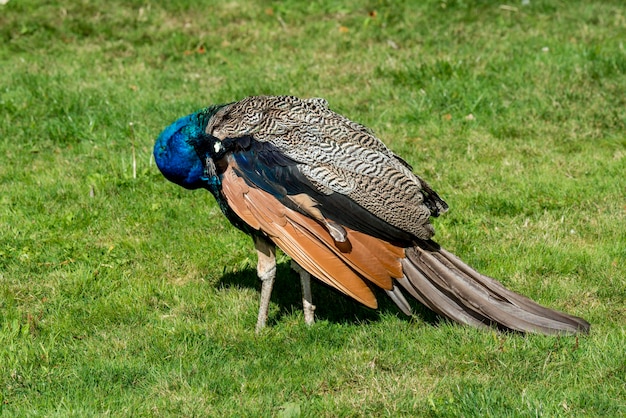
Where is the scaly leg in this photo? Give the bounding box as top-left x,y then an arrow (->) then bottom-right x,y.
253,235 -> 276,333
291,261 -> 315,325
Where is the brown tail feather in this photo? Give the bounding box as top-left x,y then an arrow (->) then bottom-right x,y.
222,162 -> 589,335
397,243 -> 590,335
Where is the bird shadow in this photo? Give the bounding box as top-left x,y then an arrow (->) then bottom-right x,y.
218,261 -> 442,328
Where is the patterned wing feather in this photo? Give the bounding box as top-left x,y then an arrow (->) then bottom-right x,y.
207,96 -> 447,241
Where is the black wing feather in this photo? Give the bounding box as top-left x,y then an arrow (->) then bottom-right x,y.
225,136 -> 415,245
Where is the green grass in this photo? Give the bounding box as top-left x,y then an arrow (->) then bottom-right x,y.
1,0 -> 625,415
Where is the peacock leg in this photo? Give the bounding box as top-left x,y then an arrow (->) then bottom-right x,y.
291,261 -> 316,325
253,235 -> 276,333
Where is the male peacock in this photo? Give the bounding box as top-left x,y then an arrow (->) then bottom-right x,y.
154,95 -> 590,335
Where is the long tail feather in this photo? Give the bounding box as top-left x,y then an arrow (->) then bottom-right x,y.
397,242 -> 590,335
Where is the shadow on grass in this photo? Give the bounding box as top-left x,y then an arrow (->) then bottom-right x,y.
218,261 -> 441,327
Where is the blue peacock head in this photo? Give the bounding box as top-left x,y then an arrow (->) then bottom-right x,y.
153,106 -> 224,190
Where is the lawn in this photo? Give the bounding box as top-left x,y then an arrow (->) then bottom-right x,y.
1,0 -> 625,416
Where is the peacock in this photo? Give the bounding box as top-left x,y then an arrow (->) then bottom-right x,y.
153,95 -> 590,335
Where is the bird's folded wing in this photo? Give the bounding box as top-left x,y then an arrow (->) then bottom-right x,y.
220,164 -> 405,308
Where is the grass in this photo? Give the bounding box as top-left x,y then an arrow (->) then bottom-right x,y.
1,0 -> 625,415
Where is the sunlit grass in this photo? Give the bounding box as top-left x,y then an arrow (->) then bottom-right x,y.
1,0 -> 625,415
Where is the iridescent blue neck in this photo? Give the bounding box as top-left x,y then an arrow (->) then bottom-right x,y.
153,106 -> 225,190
